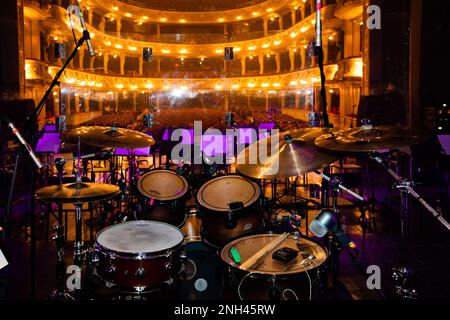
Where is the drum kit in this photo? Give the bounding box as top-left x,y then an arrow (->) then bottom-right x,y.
34,122 -> 449,300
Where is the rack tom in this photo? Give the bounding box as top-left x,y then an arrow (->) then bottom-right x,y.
94,220 -> 184,293
196,175 -> 262,248
137,170 -> 189,227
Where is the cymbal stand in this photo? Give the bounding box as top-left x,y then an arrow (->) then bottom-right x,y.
50,225 -> 73,300
313,170 -> 365,296
371,154 -> 450,299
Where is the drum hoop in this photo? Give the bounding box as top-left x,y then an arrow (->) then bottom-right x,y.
96,221 -> 185,257
220,232 -> 328,276
196,175 -> 261,212
137,169 -> 189,201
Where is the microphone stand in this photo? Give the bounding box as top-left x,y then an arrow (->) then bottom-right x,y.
20,31 -> 91,299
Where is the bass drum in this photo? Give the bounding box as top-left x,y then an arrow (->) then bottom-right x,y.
220,233 -> 328,300
94,221 -> 185,293
137,169 -> 189,227
197,175 -> 263,248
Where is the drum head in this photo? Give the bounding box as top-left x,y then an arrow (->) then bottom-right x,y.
96,221 -> 184,253
138,170 -> 189,201
221,234 -> 327,275
197,175 -> 261,212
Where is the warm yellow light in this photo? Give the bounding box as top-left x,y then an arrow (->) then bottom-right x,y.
215,48 -> 223,54
145,83 -> 154,89
79,81 -> 86,86
231,84 -> 240,89
128,46 -> 137,51
262,43 -> 270,48
109,17 -> 115,22
90,33 -> 95,38
88,81 -> 95,86
137,20 -> 143,25
248,45 -> 256,50
234,47 -> 241,52
113,54 -> 118,59
273,83 -> 280,87
180,48 -> 187,54
328,36 -> 334,41
218,18 -> 224,22
200,57 -> 205,61
236,16 -> 243,20
215,84 -> 223,90
290,81 -> 298,86
247,82 -> 256,88
311,19 -> 316,25
290,32 -> 298,38
273,40 -> 282,46
300,80 -> 308,85
311,77 -> 320,83
66,78 -> 76,84
163,85 -> 170,90
130,85 -> 138,90
115,43 -> 123,49
162,49 -> 170,54
261,83 -> 269,88
252,12 -> 259,16
143,16 -> 149,20
179,19 -> 186,23
125,13 -> 132,17
107,91 -> 113,95
96,83 -> 103,88
267,8 -> 273,12
266,54 -> 271,58
180,57 -> 185,61
112,6 -> 118,11
116,84 -> 124,89
53,91 -> 58,96
105,41 -> 111,46
300,27 -> 307,33
160,17 -> 167,22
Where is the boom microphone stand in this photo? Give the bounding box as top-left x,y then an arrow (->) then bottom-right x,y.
21,31 -> 92,299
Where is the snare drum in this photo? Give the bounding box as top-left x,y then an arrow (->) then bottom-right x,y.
94,220 -> 185,293
220,233 -> 328,300
197,175 -> 262,248
137,170 -> 189,227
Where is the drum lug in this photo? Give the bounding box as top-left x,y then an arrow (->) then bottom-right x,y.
90,252 -> 100,267
135,267 -> 146,280
180,251 -> 187,263
165,250 -> 173,258
165,262 -> 173,272
105,264 -> 116,278
225,213 -> 237,229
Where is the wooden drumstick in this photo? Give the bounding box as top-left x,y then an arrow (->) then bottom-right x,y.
239,233 -> 290,271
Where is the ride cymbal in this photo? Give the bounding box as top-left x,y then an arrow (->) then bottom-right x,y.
36,182 -> 120,203
314,125 -> 420,153
236,128 -> 338,179
68,126 -> 155,149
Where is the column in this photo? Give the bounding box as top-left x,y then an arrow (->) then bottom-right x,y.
103,54 -> 109,74
156,24 -> 160,40
99,16 -> 105,32
88,10 -> 93,26
116,17 -> 121,37
265,92 -> 269,111
300,46 -> 306,69
275,53 -> 280,73
157,58 -> 161,73
139,56 -> 143,76
278,17 -> 283,31
119,54 -> 125,75
323,33 -> 329,64
79,48 -> 85,70
240,56 -> 246,75
89,56 -> 95,72
132,92 -> 137,112
74,93 -> 80,113
65,92 -> 71,115
301,5 -> 306,21
99,95 -> 103,112
224,60 -> 228,73
295,92 -> 300,109
291,10 -> 296,26
84,95 -> 90,113
263,18 -> 268,36
281,92 -> 286,112
258,54 -> 264,75
224,93 -> 229,111
289,49 -> 295,72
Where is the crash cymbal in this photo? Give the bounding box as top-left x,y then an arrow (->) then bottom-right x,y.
68,126 -> 155,149
236,128 -> 339,179
314,125 -> 420,153
36,182 -> 120,203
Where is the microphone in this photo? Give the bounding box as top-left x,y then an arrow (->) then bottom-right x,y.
67,5 -> 95,57
315,0 -> 322,48
4,118 -> 43,169
310,209 -> 358,257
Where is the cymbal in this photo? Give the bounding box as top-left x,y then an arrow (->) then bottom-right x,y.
36,182 -> 120,203
68,126 -> 155,149
236,128 -> 339,179
314,125 -> 420,153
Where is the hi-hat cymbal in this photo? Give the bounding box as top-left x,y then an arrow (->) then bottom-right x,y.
36,182 -> 120,203
68,126 -> 155,149
236,128 -> 339,179
314,125 -> 420,153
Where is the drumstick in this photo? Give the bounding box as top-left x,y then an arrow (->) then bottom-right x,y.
239,233 -> 290,271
